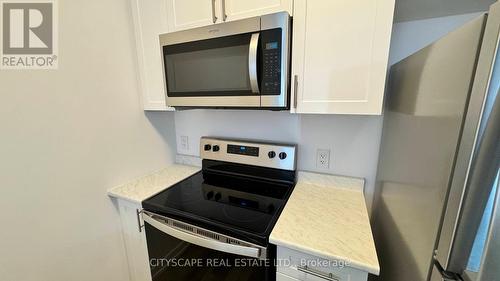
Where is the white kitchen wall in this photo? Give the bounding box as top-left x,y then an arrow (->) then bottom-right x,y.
298,115 -> 384,214
0,1 -> 176,281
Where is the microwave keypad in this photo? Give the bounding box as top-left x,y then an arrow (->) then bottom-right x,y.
263,50 -> 281,94
261,29 -> 282,95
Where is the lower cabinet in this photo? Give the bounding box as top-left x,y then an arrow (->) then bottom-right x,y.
276,246 -> 368,281
115,199 -> 152,281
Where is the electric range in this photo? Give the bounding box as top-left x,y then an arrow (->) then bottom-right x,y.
141,137 -> 297,281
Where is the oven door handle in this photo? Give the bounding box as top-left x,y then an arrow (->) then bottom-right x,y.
248,33 -> 260,94
142,212 -> 261,259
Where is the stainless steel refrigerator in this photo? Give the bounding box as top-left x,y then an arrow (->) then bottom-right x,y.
372,2 -> 500,281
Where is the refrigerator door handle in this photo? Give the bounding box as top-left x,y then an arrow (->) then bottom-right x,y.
440,87 -> 500,278
433,259 -> 462,281
475,175 -> 499,281
442,81 -> 500,275
435,2 -> 500,274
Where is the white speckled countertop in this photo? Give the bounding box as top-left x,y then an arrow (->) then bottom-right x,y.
107,164 -> 200,203
270,171 -> 380,275
107,161 -> 379,274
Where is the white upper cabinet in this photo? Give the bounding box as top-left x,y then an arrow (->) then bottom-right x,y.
166,0 -> 219,32
131,0 -> 394,113
222,0 -> 292,22
130,0 -> 173,111
291,0 -> 395,115
166,0 -> 292,32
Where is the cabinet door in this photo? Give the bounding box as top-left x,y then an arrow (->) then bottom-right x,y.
166,0 -> 218,32
130,0 -> 173,111
291,0 -> 395,115
277,246 -> 369,281
117,200 -> 152,281
222,0 -> 292,22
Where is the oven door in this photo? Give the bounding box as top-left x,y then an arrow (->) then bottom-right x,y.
142,211 -> 275,281
160,27 -> 261,108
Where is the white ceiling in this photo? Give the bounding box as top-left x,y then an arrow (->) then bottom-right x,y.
394,0 -> 497,22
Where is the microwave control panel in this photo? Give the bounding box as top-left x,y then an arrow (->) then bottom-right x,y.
261,29 -> 282,95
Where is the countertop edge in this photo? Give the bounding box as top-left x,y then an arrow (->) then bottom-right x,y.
107,190 -> 141,204
269,237 -> 380,275
106,164 -> 201,203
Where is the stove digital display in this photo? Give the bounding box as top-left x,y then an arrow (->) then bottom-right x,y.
227,144 -> 259,157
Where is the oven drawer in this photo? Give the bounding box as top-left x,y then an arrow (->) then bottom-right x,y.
276,246 -> 368,281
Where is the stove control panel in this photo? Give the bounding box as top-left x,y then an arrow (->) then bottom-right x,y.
227,144 -> 259,157
200,137 -> 296,171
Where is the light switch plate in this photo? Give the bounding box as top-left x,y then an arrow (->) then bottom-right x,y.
180,136 -> 189,151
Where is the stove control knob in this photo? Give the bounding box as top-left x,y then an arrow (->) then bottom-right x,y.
268,151 -> 276,159
214,193 -> 221,201
204,144 -> 212,151
212,145 -> 220,152
206,191 -> 214,200
279,152 -> 287,160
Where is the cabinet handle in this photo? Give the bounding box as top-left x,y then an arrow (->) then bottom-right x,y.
297,265 -> 340,281
293,75 -> 298,108
136,209 -> 144,232
211,0 -> 218,23
221,0 -> 227,21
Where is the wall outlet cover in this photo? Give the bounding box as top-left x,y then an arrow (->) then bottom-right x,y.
316,149 -> 330,169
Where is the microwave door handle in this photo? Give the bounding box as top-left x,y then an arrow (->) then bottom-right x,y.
249,33 -> 260,94
142,212 -> 261,259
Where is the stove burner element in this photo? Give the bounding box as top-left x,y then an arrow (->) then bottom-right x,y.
222,205 -> 267,223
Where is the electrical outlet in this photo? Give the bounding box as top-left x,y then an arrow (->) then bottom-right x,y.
316,149 -> 330,169
180,136 -> 189,151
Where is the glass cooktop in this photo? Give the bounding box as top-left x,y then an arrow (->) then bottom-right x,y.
142,161 -> 295,245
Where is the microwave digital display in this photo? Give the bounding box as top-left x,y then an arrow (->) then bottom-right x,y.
265,42 -> 278,50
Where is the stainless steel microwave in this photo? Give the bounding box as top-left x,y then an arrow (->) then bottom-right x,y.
159,12 -> 291,109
